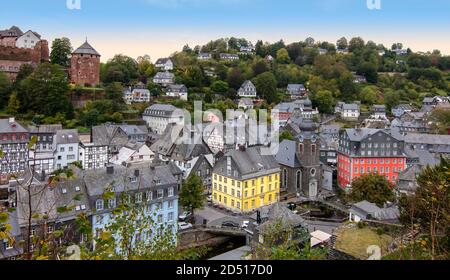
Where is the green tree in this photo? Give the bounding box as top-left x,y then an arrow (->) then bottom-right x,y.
19,63 -> 74,118
253,72 -> 278,104
179,175 -> 206,219
337,37 -> 348,50
311,90 -> 334,114
227,68 -> 245,90
276,48 -> 291,64
349,37 -> 365,52
350,174 -> 395,207
50,37 -> 73,67
399,159 -> 449,260
0,71 -> 11,109
105,82 -> 124,102
6,91 -> 20,115
137,55 -> 155,83
210,80 -> 229,94
360,86 -> 379,105
102,55 -> 139,84
279,130 -> 294,142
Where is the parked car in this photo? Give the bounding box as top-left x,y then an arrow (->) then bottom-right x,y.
241,221 -> 250,229
178,211 -> 192,221
178,222 -> 193,231
207,195 -> 212,203
221,221 -> 240,228
287,203 -> 297,211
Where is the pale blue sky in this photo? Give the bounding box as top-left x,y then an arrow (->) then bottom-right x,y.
1,0 -> 449,60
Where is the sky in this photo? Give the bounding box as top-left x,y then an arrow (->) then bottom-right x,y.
1,0 -> 449,62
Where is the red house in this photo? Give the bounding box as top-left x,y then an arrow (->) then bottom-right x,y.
337,128 -> 406,190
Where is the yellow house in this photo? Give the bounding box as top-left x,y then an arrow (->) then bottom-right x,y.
212,146 -> 281,213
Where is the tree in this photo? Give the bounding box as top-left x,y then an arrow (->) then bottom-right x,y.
19,63 -> 74,118
311,90 -> 334,114
227,68 -> 245,90
50,38 -> 73,67
360,86 -> 379,105
279,130 -> 294,142
210,80 -> 229,94
276,48 -> 291,64
136,55 -> 155,83
337,37 -> 348,50
349,37 -> 365,52
183,65 -> 205,87
350,174 -> 395,207
252,59 -> 269,75
399,159 -> 449,260
357,62 -> 378,83
392,43 -> 403,50
6,91 -> 20,115
179,175 -> 206,219
105,82 -> 124,103
253,72 -> 278,104
0,71 -> 11,109
102,55 -> 139,84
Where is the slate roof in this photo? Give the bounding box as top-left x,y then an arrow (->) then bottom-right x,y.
253,203 -> 307,233
0,119 -> 28,133
155,58 -> 172,65
0,26 -> 23,37
154,72 -> 175,79
167,84 -> 187,92
83,164 -> 178,197
404,133 -> 450,146
28,124 -> 62,134
275,140 -> 301,168
214,146 -> 280,180
342,103 -> 360,110
350,201 -> 400,221
73,41 -> 100,56
287,84 -> 306,94
55,129 -> 79,144
343,128 -> 404,142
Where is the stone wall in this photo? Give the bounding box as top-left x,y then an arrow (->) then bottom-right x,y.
70,54 -> 101,86
0,40 -> 49,80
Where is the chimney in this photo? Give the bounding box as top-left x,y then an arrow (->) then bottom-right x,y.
106,165 -> 114,174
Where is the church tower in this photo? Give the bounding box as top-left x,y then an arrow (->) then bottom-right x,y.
295,119 -> 321,198
70,40 -> 101,86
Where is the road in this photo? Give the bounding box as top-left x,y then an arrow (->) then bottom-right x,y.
194,206 -> 247,227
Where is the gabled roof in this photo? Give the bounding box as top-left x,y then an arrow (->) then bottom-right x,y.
155,58 -> 172,65
73,40 -> 100,56
0,118 -> 28,133
0,26 -> 23,37
275,140 -> 301,168
54,129 -> 79,144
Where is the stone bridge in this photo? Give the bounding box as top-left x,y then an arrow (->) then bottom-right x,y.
178,226 -> 246,250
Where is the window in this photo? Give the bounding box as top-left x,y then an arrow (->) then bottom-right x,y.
108,198 -> 116,208
136,193 -> 143,203
168,200 -> 174,209
168,187 -> 174,197
157,189 -> 164,199
168,212 -> 174,222
146,191 -> 153,201
157,214 -> 163,224
96,199 -> 104,211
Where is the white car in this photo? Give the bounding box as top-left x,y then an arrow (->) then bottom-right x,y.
178,211 -> 192,221
241,221 -> 250,229
178,222 -> 193,231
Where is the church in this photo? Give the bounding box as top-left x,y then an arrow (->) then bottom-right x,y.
275,119 -> 323,198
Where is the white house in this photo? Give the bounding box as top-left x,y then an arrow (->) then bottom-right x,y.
155,58 -> 174,71
79,142 -> 109,170
53,130 -> 79,170
197,53 -> 212,61
237,98 -> 254,110
153,72 -> 175,86
166,84 -> 188,101
111,142 -> 154,166
220,53 -> 239,61
15,30 -> 40,49
124,88 -> 151,104
341,103 -> 360,120
142,104 -> 185,135
237,80 -> 257,98
28,151 -> 54,176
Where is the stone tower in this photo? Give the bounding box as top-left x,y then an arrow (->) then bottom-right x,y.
70,40 -> 101,86
295,119 -> 321,198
